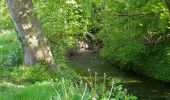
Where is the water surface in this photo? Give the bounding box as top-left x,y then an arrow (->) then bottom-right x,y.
69,50 -> 170,100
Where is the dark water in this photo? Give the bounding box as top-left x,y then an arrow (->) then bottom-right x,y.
69,50 -> 170,100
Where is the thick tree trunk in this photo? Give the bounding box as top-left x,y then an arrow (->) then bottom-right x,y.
6,0 -> 56,68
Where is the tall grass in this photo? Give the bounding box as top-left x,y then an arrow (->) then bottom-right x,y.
0,65 -> 137,100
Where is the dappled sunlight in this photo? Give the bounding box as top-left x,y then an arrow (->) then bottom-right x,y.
77,41 -> 90,52
36,49 -> 44,60
35,81 -> 53,86
1,81 -> 25,88
27,35 -> 39,48
6,0 -> 56,66
123,80 -> 143,84
66,0 -> 76,4
22,23 -> 32,30
2,0 -> 170,99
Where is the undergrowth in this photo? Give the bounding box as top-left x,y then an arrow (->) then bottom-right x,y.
0,65 -> 136,100
0,30 -> 136,100
0,30 -> 22,67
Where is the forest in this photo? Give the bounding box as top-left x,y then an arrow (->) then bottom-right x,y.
1,0 -> 170,100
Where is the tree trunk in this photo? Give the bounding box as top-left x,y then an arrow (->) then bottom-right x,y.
6,0 -> 56,68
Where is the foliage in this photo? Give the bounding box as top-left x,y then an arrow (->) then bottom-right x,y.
0,0 -> 138,99
99,0 -> 169,64
95,0 -> 170,81
0,29 -> 136,99
0,0 -> 13,30
0,65 -> 136,100
3,0 -> 170,99
0,30 -> 22,67
33,0 -> 91,57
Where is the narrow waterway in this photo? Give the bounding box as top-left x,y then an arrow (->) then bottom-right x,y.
69,50 -> 170,100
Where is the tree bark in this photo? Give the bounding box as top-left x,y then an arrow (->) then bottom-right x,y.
6,0 -> 56,68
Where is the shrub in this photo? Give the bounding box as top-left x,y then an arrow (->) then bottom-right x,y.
0,30 -> 22,67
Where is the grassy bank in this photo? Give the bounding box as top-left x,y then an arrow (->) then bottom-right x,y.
0,65 -> 137,100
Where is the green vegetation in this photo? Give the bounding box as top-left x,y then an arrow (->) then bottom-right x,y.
0,65 -> 136,100
0,0 -> 136,99
0,30 -> 135,100
2,0 -> 170,99
98,0 -> 170,81
0,30 -> 22,67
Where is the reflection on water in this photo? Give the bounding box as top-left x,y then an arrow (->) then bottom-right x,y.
69,50 -> 170,100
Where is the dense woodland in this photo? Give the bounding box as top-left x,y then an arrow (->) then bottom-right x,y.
1,0 -> 170,100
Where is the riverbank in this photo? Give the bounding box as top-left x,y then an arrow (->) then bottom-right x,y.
69,50 -> 170,100
122,54 -> 170,82
0,64 -> 136,100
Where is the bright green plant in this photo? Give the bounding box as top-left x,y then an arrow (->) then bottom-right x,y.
0,0 -> 13,30
0,30 -> 22,67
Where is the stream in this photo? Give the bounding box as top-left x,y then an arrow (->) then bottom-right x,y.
69,50 -> 170,100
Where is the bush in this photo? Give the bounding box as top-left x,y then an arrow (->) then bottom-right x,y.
0,30 -> 22,67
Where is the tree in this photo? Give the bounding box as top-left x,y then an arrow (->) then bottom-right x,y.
6,0 -> 56,68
